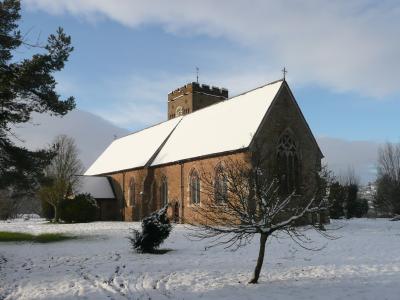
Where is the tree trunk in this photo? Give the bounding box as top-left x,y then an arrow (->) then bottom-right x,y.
249,233 -> 268,284
53,204 -> 59,223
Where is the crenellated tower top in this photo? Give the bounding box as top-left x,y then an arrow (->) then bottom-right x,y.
168,82 -> 228,119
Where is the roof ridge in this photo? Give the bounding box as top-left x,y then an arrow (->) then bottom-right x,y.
229,78 -> 284,100
166,78 -> 284,120
114,78 -> 283,141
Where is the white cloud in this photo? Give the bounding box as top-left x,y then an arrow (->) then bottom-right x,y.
25,0 -> 400,97
15,1 -> 386,183
90,73 -> 188,128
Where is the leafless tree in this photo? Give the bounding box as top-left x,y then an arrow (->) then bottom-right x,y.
342,166 -> 360,187
0,189 -> 19,219
188,152 -> 332,284
337,166 -> 360,188
38,135 -> 84,222
0,189 -> 41,220
375,142 -> 400,215
378,142 -> 400,182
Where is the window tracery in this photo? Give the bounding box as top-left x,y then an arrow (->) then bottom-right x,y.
277,131 -> 300,194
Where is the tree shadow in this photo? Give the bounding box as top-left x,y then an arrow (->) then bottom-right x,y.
146,248 -> 174,255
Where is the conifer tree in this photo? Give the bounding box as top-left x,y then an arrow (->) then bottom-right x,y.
129,205 -> 172,253
0,0 -> 75,191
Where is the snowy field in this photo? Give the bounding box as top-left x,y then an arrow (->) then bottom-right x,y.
0,219 -> 399,300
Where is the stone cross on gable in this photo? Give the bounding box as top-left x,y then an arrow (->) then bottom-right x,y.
282,67 -> 288,80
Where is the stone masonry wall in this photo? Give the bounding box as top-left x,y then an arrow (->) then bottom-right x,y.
252,82 -> 323,200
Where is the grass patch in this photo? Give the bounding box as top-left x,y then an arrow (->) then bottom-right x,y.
0,231 -> 76,243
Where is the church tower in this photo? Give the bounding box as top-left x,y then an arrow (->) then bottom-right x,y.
168,82 -> 228,119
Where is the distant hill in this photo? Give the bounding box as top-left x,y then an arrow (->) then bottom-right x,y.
11,110 -> 129,170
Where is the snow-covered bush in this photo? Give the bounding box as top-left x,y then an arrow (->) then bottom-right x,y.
129,205 -> 172,253
59,193 -> 98,223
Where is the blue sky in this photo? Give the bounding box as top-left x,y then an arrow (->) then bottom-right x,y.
19,1 -> 400,143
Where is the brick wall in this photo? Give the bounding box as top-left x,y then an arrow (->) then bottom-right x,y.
109,151 -> 248,222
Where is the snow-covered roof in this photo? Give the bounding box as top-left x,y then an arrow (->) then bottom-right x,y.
84,117 -> 182,175
151,80 -> 283,166
85,80 -> 283,176
78,176 -> 115,199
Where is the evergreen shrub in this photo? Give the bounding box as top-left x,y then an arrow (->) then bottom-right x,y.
129,205 -> 172,253
59,193 -> 98,223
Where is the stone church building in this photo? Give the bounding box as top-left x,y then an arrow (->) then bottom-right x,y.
85,79 -> 323,222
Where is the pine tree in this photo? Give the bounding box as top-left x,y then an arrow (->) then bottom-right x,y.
0,0 -> 75,191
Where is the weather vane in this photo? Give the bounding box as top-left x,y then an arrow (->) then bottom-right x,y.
196,67 -> 199,83
282,67 -> 287,80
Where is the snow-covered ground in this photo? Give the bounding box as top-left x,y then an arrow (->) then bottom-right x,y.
0,218 -> 399,300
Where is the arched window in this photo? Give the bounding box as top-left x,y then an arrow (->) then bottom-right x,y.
128,178 -> 135,207
190,170 -> 201,204
214,165 -> 227,203
160,176 -> 168,206
277,131 -> 300,194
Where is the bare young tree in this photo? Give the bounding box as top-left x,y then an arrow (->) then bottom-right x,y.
38,135 -> 84,222
188,153 -> 331,284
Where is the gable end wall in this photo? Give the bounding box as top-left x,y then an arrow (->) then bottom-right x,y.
251,82 -> 323,199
